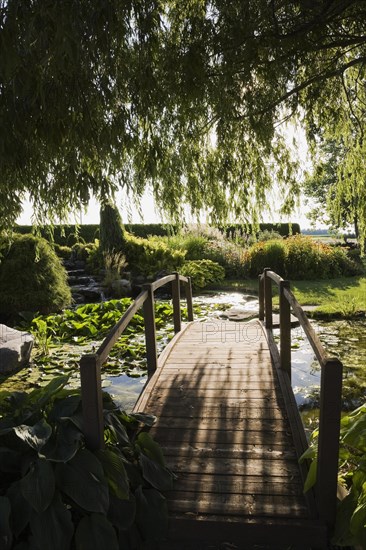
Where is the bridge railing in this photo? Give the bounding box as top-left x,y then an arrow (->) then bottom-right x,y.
259,268 -> 343,531
79,272 -> 193,451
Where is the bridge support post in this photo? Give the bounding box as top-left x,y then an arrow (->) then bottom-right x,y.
258,274 -> 264,321
186,276 -> 194,322
172,272 -> 182,333
80,353 -> 104,450
279,280 -> 291,380
143,284 -> 158,375
264,268 -> 273,329
316,358 -> 343,531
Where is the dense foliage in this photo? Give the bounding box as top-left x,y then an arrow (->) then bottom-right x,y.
301,404 -> 366,549
246,235 -> 362,280
180,259 -> 225,289
1,2 -> 366,235
0,234 -> 71,320
0,376 -> 173,549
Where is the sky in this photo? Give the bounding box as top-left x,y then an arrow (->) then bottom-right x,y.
16,124 -> 320,229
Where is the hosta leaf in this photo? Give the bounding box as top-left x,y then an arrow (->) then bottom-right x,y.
139,453 -> 173,491
39,420 -> 83,462
75,514 -> 118,550
0,447 -> 22,472
49,394 -> 81,422
28,376 -> 69,408
95,449 -> 129,500
0,496 -> 12,550
30,492 -> 74,550
108,492 -> 136,530
303,458 -> 317,493
7,481 -> 32,536
129,412 -> 156,427
14,419 -> 52,451
55,449 -> 109,513
21,457 -> 55,512
137,432 -> 165,467
104,412 -> 130,445
135,486 -> 168,541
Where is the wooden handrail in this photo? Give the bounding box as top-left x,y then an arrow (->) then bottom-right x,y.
259,268 -> 343,532
80,272 -> 194,450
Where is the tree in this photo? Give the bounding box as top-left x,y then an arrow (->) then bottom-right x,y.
1,1 -> 366,235
302,139 -> 360,237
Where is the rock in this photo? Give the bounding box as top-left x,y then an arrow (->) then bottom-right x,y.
111,279 -> 132,297
0,324 -> 34,374
219,307 -> 257,322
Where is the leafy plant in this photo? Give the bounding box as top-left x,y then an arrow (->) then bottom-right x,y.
124,234 -> 185,278
180,259 -> 225,289
0,376 -> 174,549
300,404 -> 366,548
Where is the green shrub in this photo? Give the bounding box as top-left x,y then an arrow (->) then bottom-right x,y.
247,240 -> 286,277
53,243 -> 72,260
284,235 -> 323,279
71,241 -> 99,262
180,259 -> 225,289
124,234 -> 185,278
203,239 -> 248,278
0,376 -> 173,549
0,234 -> 71,318
242,235 -> 361,279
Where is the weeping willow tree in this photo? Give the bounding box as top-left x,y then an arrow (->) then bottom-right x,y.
1,1 -> 366,236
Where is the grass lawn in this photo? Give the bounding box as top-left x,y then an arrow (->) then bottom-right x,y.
215,276 -> 366,319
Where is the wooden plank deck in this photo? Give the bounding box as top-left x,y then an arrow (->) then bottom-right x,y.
134,320 -> 328,549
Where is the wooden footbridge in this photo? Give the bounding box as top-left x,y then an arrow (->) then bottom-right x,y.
80,270 -> 343,549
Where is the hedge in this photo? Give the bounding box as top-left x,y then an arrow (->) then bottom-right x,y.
222,223 -> 301,239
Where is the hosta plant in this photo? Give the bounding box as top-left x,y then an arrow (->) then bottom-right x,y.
0,376 -> 174,550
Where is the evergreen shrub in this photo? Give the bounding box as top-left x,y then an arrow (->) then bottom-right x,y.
0,234 -> 71,318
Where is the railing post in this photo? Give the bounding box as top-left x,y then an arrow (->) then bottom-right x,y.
143,284 -> 158,375
316,358 -> 343,530
80,354 -> 104,451
258,274 -> 264,321
185,276 -> 194,322
263,268 -> 273,329
279,279 -> 291,380
172,271 -> 181,333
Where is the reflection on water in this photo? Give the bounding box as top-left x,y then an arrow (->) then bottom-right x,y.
1,291 -> 365,413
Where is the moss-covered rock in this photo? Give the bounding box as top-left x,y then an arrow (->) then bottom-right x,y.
0,234 -> 71,319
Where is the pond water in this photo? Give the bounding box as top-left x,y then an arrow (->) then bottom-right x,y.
2,291 -> 366,414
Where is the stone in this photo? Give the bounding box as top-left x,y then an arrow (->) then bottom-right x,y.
219,307 -> 257,322
0,324 -> 34,374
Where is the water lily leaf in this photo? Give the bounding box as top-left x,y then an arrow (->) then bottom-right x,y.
55,449 -> 109,513
75,514 -> 118,550
29,492 -> 73,550
7,481 -> 32,536
95,449 -> 129,500
14,419 -> 52,451
21,457 -> 55,513
137,432 -> 165,467
139,453 -> 173,491
135,486 -> 168,541
0,496 -> 12,550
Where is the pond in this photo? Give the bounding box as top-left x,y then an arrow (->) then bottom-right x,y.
2,291 -> 366,416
